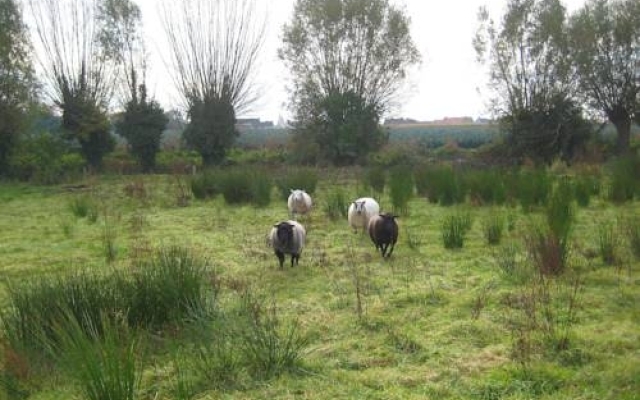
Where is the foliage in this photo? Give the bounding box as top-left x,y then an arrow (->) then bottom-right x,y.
28,0 -> 118,170
414,164 -> 466,206
291,90 -> 388,165
0,0 -> 35,176
607,154 -> 640,203
567,0 -> 640,154
475,0 -> 595,163
322,188 -> 349,220
466,169 -> 507,205
499,94 -> 593,164
388,164 -> 414,214
161,0 -> 265,166
116,89 -> 168,172
190,169 -> 221,200
218,168 -> 273,206
280,0 -> 419,165
274,168 -> 318,200
362,165 -> 386,195
624,215 -> 640,260
597,221 -> 619,265
515,168 -> 553,211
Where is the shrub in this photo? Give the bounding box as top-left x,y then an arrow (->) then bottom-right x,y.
275,168 -> 318,200
218,168 -> 272,206
573,174 -> 597,207
190,170 -> 221,200
546,177 -> 575,243
388,164 -> 414,214
69,195 -> 99,219
442,211 -> 473,249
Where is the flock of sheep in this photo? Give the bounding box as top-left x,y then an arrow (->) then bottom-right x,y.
267,189 -> 399,268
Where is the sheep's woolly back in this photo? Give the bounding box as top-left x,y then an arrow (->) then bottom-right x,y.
287,190 -> 313,216
268,220 -> 306,254
348,197 -> 380,231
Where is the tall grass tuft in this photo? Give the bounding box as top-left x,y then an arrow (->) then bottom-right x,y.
467,169 -> 507,205
322,189 -> 349,220
388,164 -> 414,214
126,246 -> 212,329
515,168 -> 552,212
624,215 -> 640,260
236,292 -> 309,380
275,168 -> 318,200
46,312 -> 142,400
573,174 -> 599,207
442,211 -> 473,249
68,194 -> 99,220
525,221 -> 569,276
597,221 -> 619,265
546,178 -> 575,243
362,165 -> 386,195
482,211 -> 505,245
414,164 -> 466,205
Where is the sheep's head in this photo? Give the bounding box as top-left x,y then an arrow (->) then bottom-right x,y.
290,189 -> 305,201
274,221 -> 295,246
353,201 -> 366,215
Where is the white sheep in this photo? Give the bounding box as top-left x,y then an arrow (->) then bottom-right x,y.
347,197 -> 380,233
267,220 -> 306,268
287,189 -> 313,219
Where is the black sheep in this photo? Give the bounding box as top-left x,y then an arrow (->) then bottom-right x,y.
367,213 -> 398,258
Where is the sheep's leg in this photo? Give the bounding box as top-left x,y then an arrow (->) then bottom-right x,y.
381,243 -> 389,257
275,250 -> 285,268
291,253 -> 299,267
386,243 -> 395,258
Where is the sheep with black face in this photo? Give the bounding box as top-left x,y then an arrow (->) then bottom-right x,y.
267,220 -> 306,268
367,213 -> 398,258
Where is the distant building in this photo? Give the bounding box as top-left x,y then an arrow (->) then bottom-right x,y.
236,118 -> 274,130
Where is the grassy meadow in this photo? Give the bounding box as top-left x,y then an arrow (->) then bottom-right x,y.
0,164 -> 639,400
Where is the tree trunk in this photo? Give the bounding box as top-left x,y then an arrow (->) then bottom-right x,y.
607,106 -> 631,155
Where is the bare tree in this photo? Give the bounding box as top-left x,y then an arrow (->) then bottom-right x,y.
160,0 -> 266,166
27,0 -> 117,169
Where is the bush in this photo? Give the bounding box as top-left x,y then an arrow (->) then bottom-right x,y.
624,215 -> 640,260
546,177 -> 575,243
190,170 -> 221,200
388,164 -> 414,214
597,221 -> 619,265
275,168 -> 318,200
442,211 -> 473,249
525,221 -> 569,276
573,173 -> 598,207
219,168 -> 272,206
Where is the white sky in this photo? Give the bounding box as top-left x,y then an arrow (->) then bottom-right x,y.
134,0 -> 588,123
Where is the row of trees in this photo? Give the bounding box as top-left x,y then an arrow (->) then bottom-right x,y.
1,0 -> 639,179
475,0 -> 640,163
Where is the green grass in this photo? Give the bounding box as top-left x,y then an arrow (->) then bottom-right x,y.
0,167 -> 639,400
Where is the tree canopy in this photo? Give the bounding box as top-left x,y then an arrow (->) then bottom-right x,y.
280,0 -> 419,164
568,0 -> 640,154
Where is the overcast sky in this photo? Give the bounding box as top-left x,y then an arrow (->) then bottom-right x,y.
134,0 -> 588,123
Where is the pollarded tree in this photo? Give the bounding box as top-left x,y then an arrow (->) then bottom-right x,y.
475,0 -> 592,164
161,0 -> 265,166
280,0 -> 420,165
99,0 -> 167,171
27,0 -> 117,170
567,0 -> 640,154
0,0 -> 35,175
